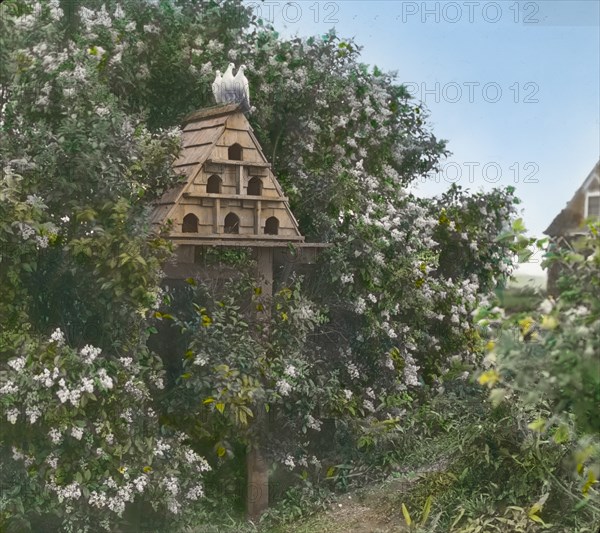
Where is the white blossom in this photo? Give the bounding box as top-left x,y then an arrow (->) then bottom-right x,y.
6,408 -> 19,424
284,364 -> 298,378
12,446 -> 25,461
347,363 -> 360,380
118,357 -> 132,368
167,499 -> 180,514
276,379 -> 292,396
133,474 -> 148,493
7,356 -> 26,372
306,414 -> 322,431
363,399 -> 375,412
143,24 -> 160,34
35,235 -> 49,248
46,454 -> 59,469
194,354 -> 208,366
153,376 -> 164,390
80,377 -> 94,394
113,4 -> 125,19
26,405 -> 42,424
340,273 -> 354,284
97,368 -> 113,389
56,379 -> 70,404
17,223 -> 35,240
50,328 -> 65,346
80,344 -> 101,363
154,438 -> 171,458
539,298 -> 554,315
0,380 -> 18,395
80,6 -> 112,31
186,484 -> 205,500
355,297 -> 366,315
68,388 -> 81,406
163,476 -> 179,496
49,428 -> 63,444
402,354 -> 421,387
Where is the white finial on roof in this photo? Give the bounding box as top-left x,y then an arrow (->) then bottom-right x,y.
212,69 -> 223,104
233,64 -> 250,112
220,63 -> 236,103
212,62 -> 251,112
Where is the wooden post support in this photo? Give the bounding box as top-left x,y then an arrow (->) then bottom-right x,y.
246,427 -> 269,522
246,247 -> 273,521
255,247 -> 273,297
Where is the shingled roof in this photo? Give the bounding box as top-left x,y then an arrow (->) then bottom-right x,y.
149,103 -> 307,247
149,104 -> 240,226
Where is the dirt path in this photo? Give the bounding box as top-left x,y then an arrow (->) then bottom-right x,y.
276,474 -> 424,533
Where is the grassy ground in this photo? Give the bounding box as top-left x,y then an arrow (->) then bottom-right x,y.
497,273 -> 546,314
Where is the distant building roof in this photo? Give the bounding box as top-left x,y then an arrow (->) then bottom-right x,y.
544,160 -> 600,237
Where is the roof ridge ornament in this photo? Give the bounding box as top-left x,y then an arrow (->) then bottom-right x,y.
212,63 -> 251,113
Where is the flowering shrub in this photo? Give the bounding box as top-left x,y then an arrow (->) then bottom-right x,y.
0,2 -> 207,529
167,278 -> 331,471
1,329 -> 209,531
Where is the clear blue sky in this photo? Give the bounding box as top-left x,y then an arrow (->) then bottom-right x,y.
245,0 -> 600,275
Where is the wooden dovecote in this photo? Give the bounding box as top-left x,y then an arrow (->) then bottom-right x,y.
150,103 -> 305,248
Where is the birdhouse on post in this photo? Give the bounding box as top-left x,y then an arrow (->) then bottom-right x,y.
150,101 -> 326,521
150,102 -> 320,284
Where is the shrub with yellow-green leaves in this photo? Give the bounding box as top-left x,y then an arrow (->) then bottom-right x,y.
478,221 -> 600,515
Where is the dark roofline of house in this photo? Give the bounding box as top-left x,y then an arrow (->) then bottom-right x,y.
543,159 -> 600,236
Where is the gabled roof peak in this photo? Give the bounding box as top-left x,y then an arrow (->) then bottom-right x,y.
182,103 -> 243,125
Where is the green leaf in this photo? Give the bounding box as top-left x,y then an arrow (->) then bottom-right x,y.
402,503 -> 412,526
420,496 -> 432,525
528,417 -> 546,432
528,513 -> 546,525
512,218 -> 526,233
553,424 -> 570,444
451,508 -> 466,528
